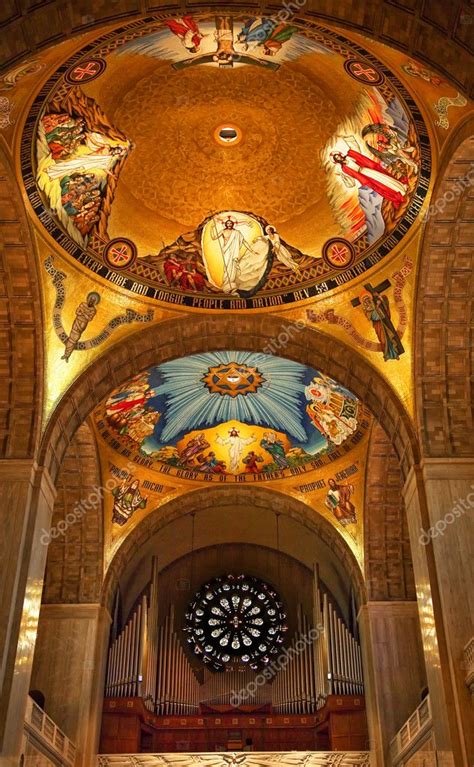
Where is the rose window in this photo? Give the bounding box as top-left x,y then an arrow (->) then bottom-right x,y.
184,574 -> 287,671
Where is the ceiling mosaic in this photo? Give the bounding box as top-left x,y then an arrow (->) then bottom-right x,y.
21,14 -> 432,311
93,350 -> 370,568
4,8 -> 471,574
94,351 -> 370,485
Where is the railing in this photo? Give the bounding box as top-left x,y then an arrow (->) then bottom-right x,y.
389,695 -> 432,765
98,754 -> 370,767
463,636 -> 474,694
24,695 -> 76,766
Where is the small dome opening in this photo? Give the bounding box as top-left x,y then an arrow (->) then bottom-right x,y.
219,127 -> 238,142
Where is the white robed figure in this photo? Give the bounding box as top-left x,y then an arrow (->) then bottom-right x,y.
216,427 -> 256,472
264,225 -> 300,272
209,215 -> 258,293
202,213 -> 269,295
45,131 -> 126,180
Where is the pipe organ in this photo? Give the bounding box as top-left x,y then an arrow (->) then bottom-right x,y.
324,593 -> 364,697
104,563 -> 364,717
155,605 -> 200,715
105,558 -> 160,711
272,566 -> 363,713
200,667 -> 272,707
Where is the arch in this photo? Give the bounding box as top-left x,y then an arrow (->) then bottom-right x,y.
0,2 -> 472,96
415,128 -> 474,457
39,315 -> 419,484
100,484 -> 367,613
0,146 -> 43,458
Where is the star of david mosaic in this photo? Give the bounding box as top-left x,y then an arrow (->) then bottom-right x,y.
202,363 -> 265,397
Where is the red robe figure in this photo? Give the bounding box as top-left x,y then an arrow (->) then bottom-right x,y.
164,16 -> 204,53
107,387 -> 155,415
331,149 -> 407,209
243,451 -> 264,473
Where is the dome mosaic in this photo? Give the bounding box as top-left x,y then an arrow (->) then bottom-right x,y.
22,13 -> 431,311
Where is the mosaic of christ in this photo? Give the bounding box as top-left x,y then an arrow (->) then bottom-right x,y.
94,352 -> 370,482
26,14 -> 430,309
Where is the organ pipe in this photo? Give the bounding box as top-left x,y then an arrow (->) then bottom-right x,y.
271,571 -> 364,713
155,605 -> 200,715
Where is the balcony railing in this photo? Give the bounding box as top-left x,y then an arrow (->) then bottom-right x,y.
463,636 -> 474,694
389,695 -> 432,765
98,753 -> 371,766
24,695 -> 76,766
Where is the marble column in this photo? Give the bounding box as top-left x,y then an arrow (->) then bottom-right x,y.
30,603 -> 111,767
403,459 -> 474,767
358,601 -> 427,766
0,460 -> 56,767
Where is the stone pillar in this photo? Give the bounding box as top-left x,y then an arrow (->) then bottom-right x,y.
30,603 -> 111,767
0,461 -> 55,767
358,601 -> 427,766
403,459 -> 474,767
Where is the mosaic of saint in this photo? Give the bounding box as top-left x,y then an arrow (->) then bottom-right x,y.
23,15 -> 430,309
94,352 -> 370,482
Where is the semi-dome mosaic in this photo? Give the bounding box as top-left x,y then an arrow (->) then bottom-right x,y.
94,351 -> 370,483
22,13 -> 431,310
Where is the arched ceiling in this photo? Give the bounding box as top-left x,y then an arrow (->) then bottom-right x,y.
36,311 -> 420,575
94,351 -> 370,484
0,5 -> 468,436
0,6 -> 472,618
101,484 -> 367,612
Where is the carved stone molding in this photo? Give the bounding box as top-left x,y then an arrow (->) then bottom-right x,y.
97,753 -> 370,767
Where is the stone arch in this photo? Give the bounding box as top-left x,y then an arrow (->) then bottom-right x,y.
0,1 -> 472,96
39,315 -> 419,485
415,128 -> 474,457
0,145 -> 43,458
42,420 -> 103,604
100,484 -> 367,613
